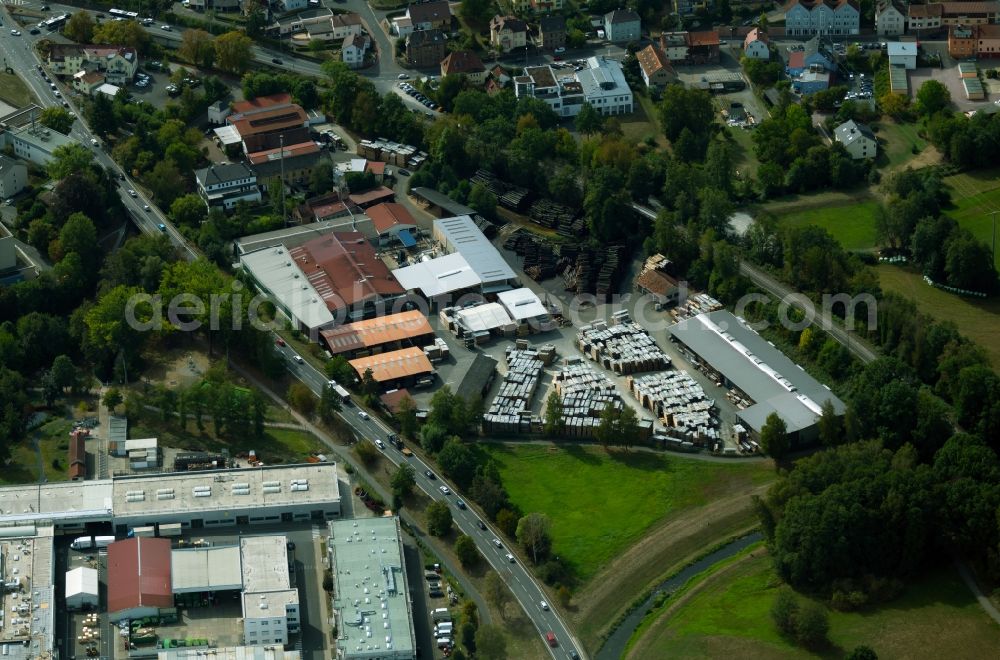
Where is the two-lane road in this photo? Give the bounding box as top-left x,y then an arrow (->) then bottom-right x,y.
273,340 -> 585,659
0,7 -> 197,259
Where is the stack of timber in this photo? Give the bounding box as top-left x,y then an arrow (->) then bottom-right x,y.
576,314 -> 670,375
553,359 -> 622,438
670,293 -> 723,323
628,371 -> 718,443
482,347 -> 545,434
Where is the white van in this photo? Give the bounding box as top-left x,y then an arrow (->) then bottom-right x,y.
435,623 -> 453,634
436,637 -> 451,649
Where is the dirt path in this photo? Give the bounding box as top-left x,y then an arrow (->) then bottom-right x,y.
570,483 -> 772,650
624,548 -> 768,660
955,559 -> 1000,626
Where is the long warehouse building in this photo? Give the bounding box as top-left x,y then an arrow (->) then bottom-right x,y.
0,463 -> 343,532
669,310 -> 845,447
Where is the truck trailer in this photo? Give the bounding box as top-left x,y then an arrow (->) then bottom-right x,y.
70,535 -> 116,551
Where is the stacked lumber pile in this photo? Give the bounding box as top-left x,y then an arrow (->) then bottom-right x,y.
482,347 -> 545,434
628,371 -> 718,443
576,313 -> 670,375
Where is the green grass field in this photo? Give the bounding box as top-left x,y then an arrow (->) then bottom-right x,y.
131,420 -> 326,465
627,552 -> 1000,659
943,168 -> 1000,271
874,120 -> 929,170
622,95 -> 664,147
480,444 -> 773,583
773,199 -> 881,251
728,126 -> 761,179
876,264 -> 1000,369
0,72 -> 36,108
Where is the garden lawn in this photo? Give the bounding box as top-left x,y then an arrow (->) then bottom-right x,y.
627,551 -> 1000,659
942,168 -> 1000,271
131,420 -> 326,465
480,444 -> 773,583
876,264 -> 1000,369
774,199 -> 880,251
874,120 -> 929,170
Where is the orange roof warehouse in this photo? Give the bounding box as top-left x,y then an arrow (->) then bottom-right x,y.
349,346 -> 434,388
320,309 -> 435,358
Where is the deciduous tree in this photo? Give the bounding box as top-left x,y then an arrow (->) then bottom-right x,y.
179,29 -> 215,69
390,463 -> 416,498
455,534 -> 480,567
39,107 -> 74,135
759,412 -> 789,459
214,31 -> 254,74
426,500 -> 453,536
515,512 -> 552,564
64,12 -> 94,43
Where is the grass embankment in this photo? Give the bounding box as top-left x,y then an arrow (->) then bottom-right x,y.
875,120 -> 931,170
0,71 -> 36,108
626,551 -> 1000,659
876,264 -> 1000,369
481,444 -> 773,583
943,168 -> 1000,271
131,419 -> 326,465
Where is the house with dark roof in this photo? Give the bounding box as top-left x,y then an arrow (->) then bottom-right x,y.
604,8 -> 641,43
783,0 -> 859,37
107,537 -> 173,622
406,29 -> 447,67
342,33 -> 370,69
636,44 -> 675,88
490,16 -> 528,52
834,120 -> 877,159
538,15 -> 567,50
406,0 -> 452,30
195,162 -> 262,210
440,50 -> 487,83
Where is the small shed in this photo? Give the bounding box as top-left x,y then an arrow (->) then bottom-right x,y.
963,77 -> 985,100
958,62 -> 978,79
65,567 -> 99,610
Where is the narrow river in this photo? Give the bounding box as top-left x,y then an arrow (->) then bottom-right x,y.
596,532 -> 765,660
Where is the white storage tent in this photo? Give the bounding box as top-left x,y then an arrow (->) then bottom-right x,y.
65,566 -> 99,610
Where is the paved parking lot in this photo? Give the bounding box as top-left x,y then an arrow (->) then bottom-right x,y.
673,47 -> 769,123
908,66 -> 993,111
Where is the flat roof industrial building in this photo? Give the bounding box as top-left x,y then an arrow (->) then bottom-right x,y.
171,545 -> 243,593
328,517 -> 416,660
158,647 -> 301,660
0,463 -> 343,532
393,216 -> 518,299
669,310 -> 845,444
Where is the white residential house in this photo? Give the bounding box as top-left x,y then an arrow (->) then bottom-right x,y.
784,0 -> 860,37
875,0 -> 906,36
887,41 -> 917,69
514,56 -> 633,118
274,0 -> 309,13
195,162 -> 262,210
0,154 -> 27,199
834,120 -> 877,159
341,34 -> 369,69
47,44 -> 139,85
743,28 -> 770,60
604,8 -> 641,43
208,101 -> 232,125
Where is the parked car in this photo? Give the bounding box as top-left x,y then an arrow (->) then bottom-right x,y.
397,73 -> 409,79
29,28 -> 39,35
10,29 -> 20,36
554,46 -> 566,54
398,168 -> 411,176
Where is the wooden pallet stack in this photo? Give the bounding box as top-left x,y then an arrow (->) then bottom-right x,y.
670,293 -> 723,323
482,348 -> 545,435
627,372 -> 718,444
552,359 -> 623,439
576,319 -> 670,375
